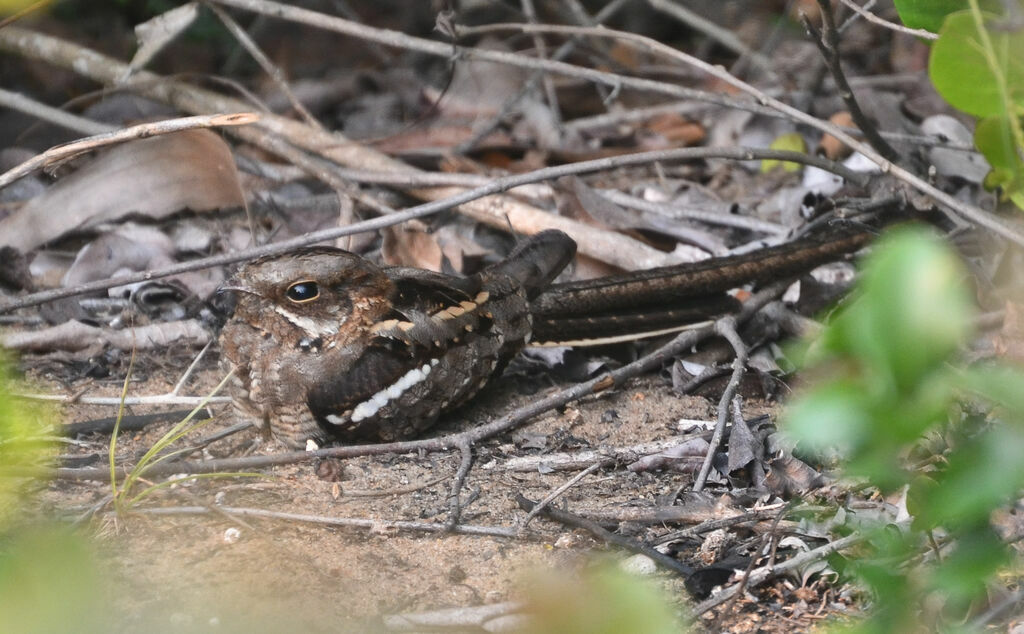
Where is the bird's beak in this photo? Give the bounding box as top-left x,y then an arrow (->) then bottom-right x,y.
215,281 -> 255,297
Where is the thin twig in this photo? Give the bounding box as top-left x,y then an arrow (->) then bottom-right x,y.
646,0 -> 777,77
454,0 -> 630,153
0,112 -> 257,189
692,533 -> 864,615
0,88 -> 115,136
17,393 -> 230,406
598,189 -> 788,235
651,504 -> 790,545
445,439 -> 474,531
712,503 -> 792,629
206,2 -> 323,129
52,281 -> 793,481
431,20 -> 1024,247
4,22 -> 1015,246
837,0 -> 938,40
123,505 -> 524,539
0,145 -> 857,314
694,317 -> 749,492
522,460 -> 604,528
805,0 -> 902,164
515,494 -> 694,578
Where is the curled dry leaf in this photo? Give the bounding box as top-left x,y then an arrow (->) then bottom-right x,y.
0,130 -> 244,251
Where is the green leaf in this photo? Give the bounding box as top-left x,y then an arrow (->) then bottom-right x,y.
893,0 -> 972,32
762,132 -> 806,173
975,115 -> 1024,209
893,0 -> 1001,33
929,10 -> 1024,118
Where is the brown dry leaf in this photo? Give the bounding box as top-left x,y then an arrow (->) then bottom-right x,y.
433,224 -> 492,273
644,113 -> 706,146
381,223 -> 443,270
0,130 -> 244,251
818,111 -> 855,160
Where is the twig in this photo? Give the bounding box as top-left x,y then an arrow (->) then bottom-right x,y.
693,533 -> 864,615
514,494 -> 694,578
53,281 -> 794,482
837,0 -> 938,40
125,505 -> 523,538
454,0 -> 630,153
646,0 -> 777,77
5,14 -> 1013,246
0,112 -> 257,189
598,189 -> 788,235
430,20 -> 1024,247
205,0 -> 774,117
0,145 -> 857,313
382,601 -> 525,632
445,439 -> 474,531
501,436 -> 711,473
804,0 -> 902,164
522,461 -> 604,528
967,586 -> 1024,629
519,0 -> 562,126
712,503 -> 792,630
2,319 -> 211,353
651,505 -> 790,545
0,88 -> 115,136
694,317 -> 749,492
62,409 -> 197,436
205,2 -> 323,129
16,393 -> 230,406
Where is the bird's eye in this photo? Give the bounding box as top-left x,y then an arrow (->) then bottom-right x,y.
286,281 -> 320,303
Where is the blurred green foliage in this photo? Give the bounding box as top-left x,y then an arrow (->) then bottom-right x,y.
523,564 -> 683,634
784,226 -> 1024,630
0,356 -> 57,530
0,357 -> 108,633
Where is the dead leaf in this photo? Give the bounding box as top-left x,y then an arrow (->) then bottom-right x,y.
381,223 -> 443,270
818,111 -> 854,160
726,413 -> 762,473
0,130 -> 245,251
644,113 -> 706,146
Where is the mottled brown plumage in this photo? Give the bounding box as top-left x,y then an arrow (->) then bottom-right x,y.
218,231 -> 576,449
218,227 -> 871,449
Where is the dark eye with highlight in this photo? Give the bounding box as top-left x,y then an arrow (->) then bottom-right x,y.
286,281 -> 320,303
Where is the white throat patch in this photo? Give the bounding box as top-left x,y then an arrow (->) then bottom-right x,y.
272,305 -> 342,337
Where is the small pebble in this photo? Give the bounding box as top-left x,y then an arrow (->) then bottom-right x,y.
223,527 -> 241,544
